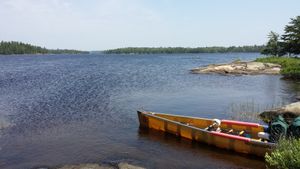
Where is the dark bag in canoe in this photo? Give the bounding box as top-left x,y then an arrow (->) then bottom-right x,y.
288,116 -> 300,139
269,115 -> 289,142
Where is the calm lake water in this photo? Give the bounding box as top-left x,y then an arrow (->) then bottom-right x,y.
0,53 -> 299,169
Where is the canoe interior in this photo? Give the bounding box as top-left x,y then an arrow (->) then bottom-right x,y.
153,112 -> 265,139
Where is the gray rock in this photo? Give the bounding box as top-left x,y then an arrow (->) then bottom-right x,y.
58,163 -> 114,169
260,102 -> 300,122
118,162 -> 145,169
57,163 -> 145,169
191,61 -> 281,75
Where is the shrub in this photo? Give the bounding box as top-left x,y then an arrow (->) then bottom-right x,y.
265,138 -> 300,169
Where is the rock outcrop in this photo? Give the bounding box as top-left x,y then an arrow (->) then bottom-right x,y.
191,61 -> 281,75
58,163 -> 113,169
57,162 -> 145,169
260,102 -> 300,122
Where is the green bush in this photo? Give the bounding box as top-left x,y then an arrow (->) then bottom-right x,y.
255,56 -> 300,79
265,139 -> 300,169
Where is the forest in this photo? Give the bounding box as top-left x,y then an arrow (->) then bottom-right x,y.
104,45 -> 264,54
0,41 -> 88,55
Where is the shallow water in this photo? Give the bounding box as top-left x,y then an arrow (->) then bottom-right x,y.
0,53 -> 299,169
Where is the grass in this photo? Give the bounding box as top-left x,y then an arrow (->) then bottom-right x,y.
227,100 -> 285,123
265,138 -> 300,169
227,101 -> 262,123
255,56 -> 300,79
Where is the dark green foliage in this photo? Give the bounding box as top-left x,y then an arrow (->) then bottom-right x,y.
0,41 -> 48,55
265,138 -> 300,169
104,45 -> 264,54
261,32 -> 285,56
0,41 -> 88,55
47,49 -> 89,54
282,16 -> 300,55
262,16 -> 300,56
255,57 -> 300,79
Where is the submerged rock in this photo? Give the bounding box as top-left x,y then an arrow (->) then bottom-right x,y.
191,61 -> 281,75
57,163 -> 145,169
118,162 -> 145,169
260,102 -> 300,122
58,163 -> 113,169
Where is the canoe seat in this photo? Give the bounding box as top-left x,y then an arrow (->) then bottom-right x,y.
224,129 -> 245,136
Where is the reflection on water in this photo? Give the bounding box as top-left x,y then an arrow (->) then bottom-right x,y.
0,115 -> 12,130
138,128 -> 265,169
0,53 -> 299,169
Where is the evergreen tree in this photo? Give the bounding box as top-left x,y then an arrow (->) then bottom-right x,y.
0,41 -> 88,55
281,16 -> 300,55
261,31 -> 284,56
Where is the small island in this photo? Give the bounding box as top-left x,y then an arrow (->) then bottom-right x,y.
191,56 -> 300,79
192,16 -> 300,80
0,41 -> 89,55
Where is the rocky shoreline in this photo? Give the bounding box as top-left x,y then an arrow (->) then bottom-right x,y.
260,102 -> 300,122
191,61 -> 281,75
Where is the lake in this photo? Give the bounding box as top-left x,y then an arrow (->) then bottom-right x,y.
0,53 -> 299,169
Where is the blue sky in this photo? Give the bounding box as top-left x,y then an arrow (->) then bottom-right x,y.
0,0 -> 299,50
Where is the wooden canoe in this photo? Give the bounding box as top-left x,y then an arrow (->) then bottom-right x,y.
137,111 -> 275,157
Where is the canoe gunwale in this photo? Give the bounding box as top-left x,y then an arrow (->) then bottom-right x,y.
138,110 -> 209,133
143,111 -> 214,122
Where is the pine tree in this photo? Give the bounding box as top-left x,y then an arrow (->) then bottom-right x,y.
282,16 -> 300,55
261,31 -> 284,56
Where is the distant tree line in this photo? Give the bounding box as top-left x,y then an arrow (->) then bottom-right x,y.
104,45 -> 264,54
0,41 -> 88,55
262,16 -> 300,56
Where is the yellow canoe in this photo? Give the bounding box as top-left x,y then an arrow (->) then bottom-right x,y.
137,111 -> 275,157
